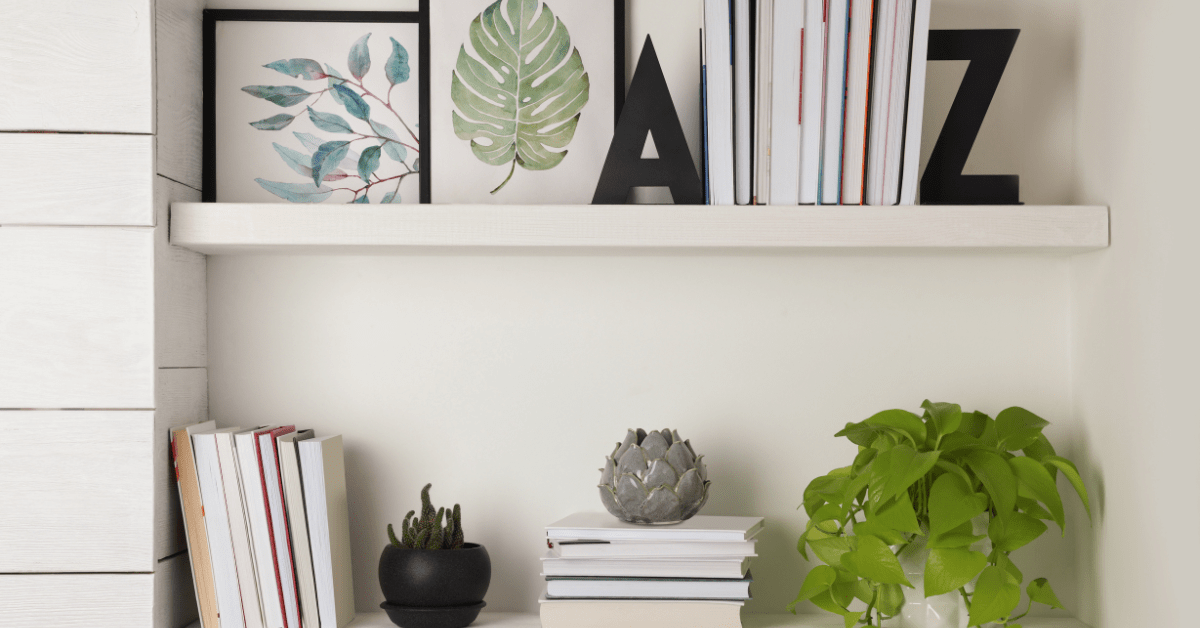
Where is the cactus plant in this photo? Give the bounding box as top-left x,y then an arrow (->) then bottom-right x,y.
387,484 -> 466,550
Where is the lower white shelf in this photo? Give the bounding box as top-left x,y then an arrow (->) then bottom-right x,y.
183,610 -> 1092,628
169,203 -> 1109,254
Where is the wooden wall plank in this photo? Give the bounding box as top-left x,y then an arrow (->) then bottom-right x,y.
154,368 -> 208,560
0,411 -> 153,572
0,573 -> 153,628
0,134 -> 154,226
157,0 -> 206,187
0,1 -> 153,133
156,178 -> 208,368
0,226 -> 154,408
155,552 -> 199,628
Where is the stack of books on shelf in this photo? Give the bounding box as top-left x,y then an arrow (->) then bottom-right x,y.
171,422 -> 356,628
539,513 -> 765,628
702,0 -> 932,205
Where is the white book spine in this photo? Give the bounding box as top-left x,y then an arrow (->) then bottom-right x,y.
302,436 -> 355,628
704,0 -> 735,205
734,0 -> 752,205
754,0 -> 773,204
279,436 -> 320,628
194,435 -> 246,628
820,0 -> 850,204
260,432 -> 301,628
768,0 -> 803,205
217,433 -> 265,628
799,0 -> 825,203
864,0 -> 898,205
236,431 -> 285,628
880,0 -> 915,205
899,0 -> 932,205
840,0 -> 875,204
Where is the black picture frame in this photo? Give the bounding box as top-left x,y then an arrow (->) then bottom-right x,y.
420,0 -> 627,204
202,9 -> 430,203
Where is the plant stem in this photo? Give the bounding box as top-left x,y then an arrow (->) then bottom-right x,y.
334,76 -> 419,142
491,160 -> 517,194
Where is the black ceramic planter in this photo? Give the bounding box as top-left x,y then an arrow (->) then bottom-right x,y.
378,542 -> 491,626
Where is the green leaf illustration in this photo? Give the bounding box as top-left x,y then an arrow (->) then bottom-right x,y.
386,37 -> 410,85
255,179 -> 333,203
294,132 -> 360,169
333,84 -> 371,121
307,107 -> 354,134
358,145 -> 382,182
451,0 -> 590,193
311,141 -> 351,187
242,85 -> 313,107
264,58 -> 327,80
250,113 -> 296,130
350,195 -> 370,204
271,143 -> 349,181
325,64 -> 352,107
349,33 -> 371,80
382,190 -> 401,203
372,121 -> 408,162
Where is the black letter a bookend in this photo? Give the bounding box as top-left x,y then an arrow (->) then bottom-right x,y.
593,36 -> 704,204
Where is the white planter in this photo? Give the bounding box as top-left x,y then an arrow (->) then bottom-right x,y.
886,515 -> 992,628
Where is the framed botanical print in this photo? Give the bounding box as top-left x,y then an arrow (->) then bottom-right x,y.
203,10 -> 429,203
424,0 -> 626,204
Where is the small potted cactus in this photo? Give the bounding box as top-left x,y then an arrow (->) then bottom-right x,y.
379,484 -> 491,628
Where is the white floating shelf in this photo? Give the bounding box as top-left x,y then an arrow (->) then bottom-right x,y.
170,203 -> 1108,254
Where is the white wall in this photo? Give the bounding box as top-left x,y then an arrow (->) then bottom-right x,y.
205,0 -> 1097,619
1071,0 -> 1200,626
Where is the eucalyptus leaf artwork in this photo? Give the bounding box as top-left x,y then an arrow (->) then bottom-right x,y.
218,17 -> 423,204
792,402 -> 1090,628
450,0 -> 591,194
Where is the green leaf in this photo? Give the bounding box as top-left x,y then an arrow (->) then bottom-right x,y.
1015,496 -> 1054,522
995,551 -> 1024,585
357,145 -> 382,182
964,450 -> 1018,514
250,113 -> 296,130
835,421 -> 883,447
925,547 -> 988,597
968,566 -> 1021,626
255,179 -> 332,203
1045,455 -> 1091,521
840,534 -> 912,586
270,143 -> 347,182
875,496 -> 921,534
935,459 -> 975,487
242,84 -> 313,107
938,433 -> 985,455
979,416 -> 999,448
1009,456 -> 1065,531
871,445 -> 940,509
371,120 -> 410,162
349,33 -> 371,79
929,520 -> 987,549
928,473 -> 987,537
1021,432 -> 1057,463
850,519 -> 906,545
808,591 -> 848,616
381,190 -> 401,204
264,58 -> 327,80
865,409 -> 927,446
988,511 -> 1048,552
804,473 -> 849,516
333,84 -> 370,120
958,411 -> 990,438
312,141 -> 351,187
451,0 -> 590,192
830,569 -> 858,609
386,37 -> 411,85
809,536 -> 854,568
789,565 -> 836,611
923,400 -> 962,440
841,611 -> 864,628
307,107 -> 354,134
350,195 -> 370,204
1027,577 -> 1065,610
876,582 -> 905,616
852,448 -> 878,474
996,407 -> 1050,451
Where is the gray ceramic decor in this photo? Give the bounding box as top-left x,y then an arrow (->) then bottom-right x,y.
599,429 -> 710,524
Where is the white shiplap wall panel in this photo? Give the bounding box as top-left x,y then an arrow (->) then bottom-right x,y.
0,411 -> 153,572
154,368 -> 208,560
0,1 -> 153,133
0,134 -> 154,226
0,226 -> 154,408
157,0 -> 206,187
156,178 -> 207,368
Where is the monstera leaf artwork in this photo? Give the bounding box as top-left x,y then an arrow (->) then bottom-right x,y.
241,32 -> 420,203
451,0 -> 590,194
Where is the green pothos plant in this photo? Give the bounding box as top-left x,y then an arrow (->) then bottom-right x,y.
790,401 -> 1090,628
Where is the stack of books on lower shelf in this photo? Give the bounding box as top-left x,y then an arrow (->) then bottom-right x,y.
171,421 -> 356,628
539,513 -> 764,628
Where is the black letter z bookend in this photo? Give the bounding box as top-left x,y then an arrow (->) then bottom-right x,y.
921,29 -> 1020,205
592,36 -> 704,205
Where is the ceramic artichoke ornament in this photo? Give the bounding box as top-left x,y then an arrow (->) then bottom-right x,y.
599,429 -> 710,524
